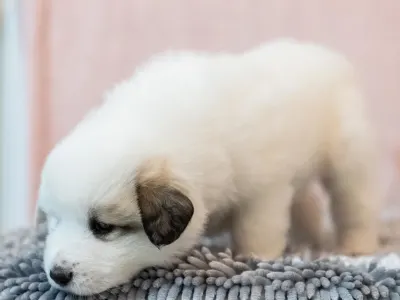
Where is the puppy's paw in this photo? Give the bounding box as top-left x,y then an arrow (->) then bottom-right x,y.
336,244 -> 378,257
336,229 -> 379,256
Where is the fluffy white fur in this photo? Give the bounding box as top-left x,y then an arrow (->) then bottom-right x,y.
37,39 -> 380,295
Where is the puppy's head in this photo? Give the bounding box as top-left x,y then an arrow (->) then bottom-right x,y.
38,148 -> 200,295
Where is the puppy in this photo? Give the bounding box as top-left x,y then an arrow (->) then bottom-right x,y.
37,39 -> 380,295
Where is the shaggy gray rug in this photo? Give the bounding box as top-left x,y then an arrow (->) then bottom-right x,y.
1,225 -> 400,300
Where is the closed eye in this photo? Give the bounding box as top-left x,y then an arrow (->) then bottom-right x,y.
89,216 -> 142,240
89,217 -> 116,236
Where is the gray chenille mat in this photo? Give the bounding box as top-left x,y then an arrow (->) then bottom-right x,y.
1,224 -> 400,300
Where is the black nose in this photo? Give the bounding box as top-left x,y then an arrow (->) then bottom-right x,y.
49,266 -> 73,286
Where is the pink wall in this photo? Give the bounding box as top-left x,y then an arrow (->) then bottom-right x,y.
25,1 -> 400,216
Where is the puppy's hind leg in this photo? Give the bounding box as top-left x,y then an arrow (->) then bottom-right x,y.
289,182 -> 333,254
231,186 -> 293,259
323,85 -> 380,256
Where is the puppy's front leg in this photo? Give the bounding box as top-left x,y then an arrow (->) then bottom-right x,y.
232,187 -> 293,259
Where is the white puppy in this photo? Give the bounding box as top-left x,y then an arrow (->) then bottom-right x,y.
37,39 -> 380,295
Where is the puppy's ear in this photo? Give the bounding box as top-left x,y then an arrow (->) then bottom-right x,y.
136,181 -> 194,248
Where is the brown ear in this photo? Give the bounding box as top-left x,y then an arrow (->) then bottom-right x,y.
136,182 -> 194,248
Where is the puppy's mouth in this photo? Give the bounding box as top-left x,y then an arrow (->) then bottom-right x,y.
46,274 -> 91,296
47,276 -> 72,293
47,281 -> 101,296
46,271 -> 128,296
